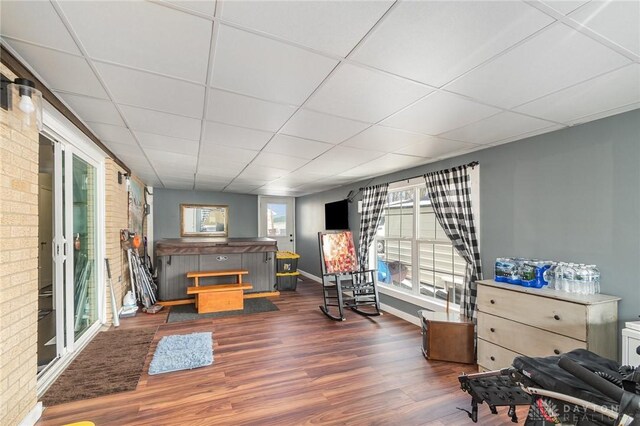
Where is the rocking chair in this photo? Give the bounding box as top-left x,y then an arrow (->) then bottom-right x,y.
317,230 -> 382,321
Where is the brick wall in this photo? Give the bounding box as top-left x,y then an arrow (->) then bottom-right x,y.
104,159 -> 131,323
0,63 -> 40,426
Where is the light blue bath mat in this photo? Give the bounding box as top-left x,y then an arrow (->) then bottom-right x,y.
148,332 -> 213,375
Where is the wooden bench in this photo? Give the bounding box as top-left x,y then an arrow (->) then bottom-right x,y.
186,269 -> 252,313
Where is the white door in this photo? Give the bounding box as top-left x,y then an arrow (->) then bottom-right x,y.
259,196 -> 295,252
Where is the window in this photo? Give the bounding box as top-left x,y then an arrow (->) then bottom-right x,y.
374,175 -> 478,309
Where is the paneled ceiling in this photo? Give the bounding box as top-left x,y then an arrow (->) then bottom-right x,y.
2,0 -> 638,196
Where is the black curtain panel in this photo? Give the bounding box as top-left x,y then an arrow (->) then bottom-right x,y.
424,165 -> 482,322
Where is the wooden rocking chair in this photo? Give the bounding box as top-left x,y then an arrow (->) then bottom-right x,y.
317,230 -> 382,321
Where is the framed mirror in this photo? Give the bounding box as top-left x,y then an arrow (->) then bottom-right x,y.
180,204 -> 229,237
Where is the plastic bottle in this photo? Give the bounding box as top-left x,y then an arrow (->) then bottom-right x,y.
589,265 -> 601,294
555,263 -> 565,292
545,262 -> 557,290
575,264 -> 588,295
563,263 -> 576,293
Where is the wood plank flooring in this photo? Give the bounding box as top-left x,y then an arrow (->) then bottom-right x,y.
38,277 -> 528,425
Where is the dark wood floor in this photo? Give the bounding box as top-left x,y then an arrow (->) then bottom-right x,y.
38,277 -> 527,425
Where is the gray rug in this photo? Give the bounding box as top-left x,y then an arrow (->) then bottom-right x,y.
148,332 -> 213,375
167,298 -> 279,323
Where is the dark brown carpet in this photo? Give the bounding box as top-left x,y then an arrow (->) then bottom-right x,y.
41,327 -> 156,406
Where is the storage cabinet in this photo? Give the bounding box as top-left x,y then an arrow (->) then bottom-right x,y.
476,280 -> 620,372
622,322 -> 640,366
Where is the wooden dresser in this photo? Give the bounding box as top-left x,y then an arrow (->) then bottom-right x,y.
476,280 -> 620,372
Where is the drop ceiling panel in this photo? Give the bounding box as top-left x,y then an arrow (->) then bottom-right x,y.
220,1 -> 392,57
206,89 -> 296,132
211,25 -> 338,105
120,105 -> 202,140
540,1 -> 590,15
202,122 -> 273,151
351,1 -> 554,87
224,183 -> 262,193
516,65 -> 640,124
569,0 -> 640,56
306,63 -> 433,123
395,138 -> 478,159
95,62 -> 205,118
5,40 -> 107,98
59,1 -> 212,82
198,161 -> 248,178
165,1 -> 217,17
382,91 -> 501,136
446,24 -> 631,109
263,135 -> 333,159
162,179 -> 195,190
441,112 -> 558,144
146,148 -> 198,170
0,1 -> 80,54
250,152 -> 309,171
57,93 -> 124,126
342,125 -> 431,152
86,122 -> 135,144
199,142 -> 259,163
135,131 -> 200,156
195,182 -> 227,192
238,164 -> 290,180
302,146 -> 384,174
281,109 -> 370,144
104,139 -> 145,158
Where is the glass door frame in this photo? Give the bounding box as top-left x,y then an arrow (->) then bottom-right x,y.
258,196 -> 296,252
37,104 -> 106,394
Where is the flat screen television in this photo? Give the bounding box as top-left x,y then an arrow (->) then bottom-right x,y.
325,199 -> 349,230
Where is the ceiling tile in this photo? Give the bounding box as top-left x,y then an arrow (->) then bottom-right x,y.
146,148 -> 198,170
540,1 -> 590,15
197,161 -> 248,178
120,105 -> 202,140
306,63 -> 433,123
135,131 -> 199,156
569,0 -> 640,55
5,40 -> 107,98
280,109 -> 370,144
515,65 -> 640,124
440,112 -> 558,144
488,124 -> 565,146
207,89 -> 296,132
203,122 -> 273,151
263,135 -> 333,159
302,146 -> 384,174
199,142 -> 258,163
86,122 -> 135,144
251,152 -> 309,171
382,91 -> 501,135
95,62 -> 205,118
57,93 -> 124,126
195,182 -> 228,192
59,1 -> 212,82
446,23 -> 631,108
220,1 -> 392,57
351,1 -> 554,87
239,164 -> 290,180
342,125 -> 431,152
0,1 -> 80,54
275,170 -> 330,185
162,179 -> 195,190
224,183 -> 262,193
103,139 -> 145,158
395,138 -> 478,158
164,1 -> 217,17
211,25 -> 338,105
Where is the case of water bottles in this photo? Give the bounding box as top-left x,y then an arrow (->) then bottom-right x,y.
495,258 -> 600,295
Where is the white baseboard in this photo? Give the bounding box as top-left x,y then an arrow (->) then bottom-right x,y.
19,402 -> 42,426
298,269 -> 322,283
380,303 -> 420,327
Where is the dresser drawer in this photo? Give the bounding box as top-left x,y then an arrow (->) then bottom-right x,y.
477,339 -> 521,371
477,284 -> 588,340
478,313 -> 586,358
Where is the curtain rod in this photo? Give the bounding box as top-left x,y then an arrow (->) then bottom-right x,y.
358,161 -> 478,191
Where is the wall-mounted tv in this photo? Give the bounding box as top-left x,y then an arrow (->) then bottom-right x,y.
325,199 -> 349,230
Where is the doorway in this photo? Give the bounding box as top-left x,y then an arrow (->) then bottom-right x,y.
259,196 -> 295,252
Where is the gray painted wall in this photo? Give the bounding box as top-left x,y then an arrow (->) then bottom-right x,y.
153,188 -> 259,242
296,109 -> 640,329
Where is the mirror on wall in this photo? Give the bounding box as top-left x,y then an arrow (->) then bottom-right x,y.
180,204 -> 229,237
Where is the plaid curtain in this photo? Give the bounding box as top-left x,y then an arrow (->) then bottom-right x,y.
357,184 -> 389,269
424,166 -> 482,322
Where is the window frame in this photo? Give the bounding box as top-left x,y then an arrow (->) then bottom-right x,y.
372,168 -> 480,313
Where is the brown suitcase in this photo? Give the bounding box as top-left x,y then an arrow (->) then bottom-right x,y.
421,311 -> 475,364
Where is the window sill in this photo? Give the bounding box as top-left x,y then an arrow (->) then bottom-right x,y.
377,285 -> 459,313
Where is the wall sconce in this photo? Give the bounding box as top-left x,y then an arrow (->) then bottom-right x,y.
118,171 -> 130,187
0,73 -> 43,131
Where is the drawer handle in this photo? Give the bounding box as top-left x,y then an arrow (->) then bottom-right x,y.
553,314 -> 561,321
490,328 -> 495,333
490,299 -> 495,304
554,349 -> 561,355
490,356 -> 495,361
216,255 -> 228,262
